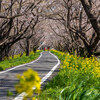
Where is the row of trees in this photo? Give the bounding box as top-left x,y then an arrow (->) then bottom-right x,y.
0,0 -> 100,61
0,0 -> 45,61
43,0 -> 100,57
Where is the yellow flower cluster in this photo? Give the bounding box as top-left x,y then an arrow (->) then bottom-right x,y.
93,67 -> 100,78
52,50 -> 100,78
8,53 -> 24,59
15,68 -> 41,99
5,50 -> 37,60
36,50 -> 40,52
30,51 -> 35,55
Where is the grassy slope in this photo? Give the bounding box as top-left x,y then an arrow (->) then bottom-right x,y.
37,50 -> 100,100
0,50 -> 41,71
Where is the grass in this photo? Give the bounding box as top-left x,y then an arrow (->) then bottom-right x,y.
37,50 -> 100,100
0,50 -> 41,71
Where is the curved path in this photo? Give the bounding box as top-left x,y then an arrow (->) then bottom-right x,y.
0,51 -> 60,100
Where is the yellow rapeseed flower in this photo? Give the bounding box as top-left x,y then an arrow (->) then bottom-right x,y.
15,68 -> 41,99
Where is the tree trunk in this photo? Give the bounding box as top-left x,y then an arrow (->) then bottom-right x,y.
0,46 -> 5,61
80,0 -> 100,56
33,48 -> 36,53
0,51 -> 3,61
26,38 -> 30,56
0,0 -> 2,12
